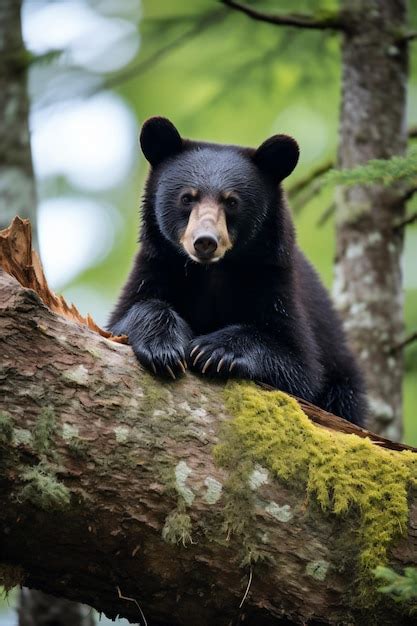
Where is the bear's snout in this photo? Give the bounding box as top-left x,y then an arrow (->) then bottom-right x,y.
193,232 -> 218,260
180,200 -> 232,264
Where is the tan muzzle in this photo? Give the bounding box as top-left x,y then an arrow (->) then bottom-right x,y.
180,201 -> 232,263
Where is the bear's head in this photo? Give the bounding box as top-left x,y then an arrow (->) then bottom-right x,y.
140,117 -> 299,264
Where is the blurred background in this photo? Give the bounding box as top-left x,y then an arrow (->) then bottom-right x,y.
0,0 -> 416,623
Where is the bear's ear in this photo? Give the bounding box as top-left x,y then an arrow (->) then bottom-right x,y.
140,117 -> 183,167
253,134 -> 299,182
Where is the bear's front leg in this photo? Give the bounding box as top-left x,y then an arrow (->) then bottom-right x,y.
110,300 -> 191,379
188,325 -> 323,401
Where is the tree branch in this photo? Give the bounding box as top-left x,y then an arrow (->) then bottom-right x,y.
393,210 -> 417,232
396,31 -> 417,44
0,267 -> 416,626
391,331 -> 417,353
316,201 -> 336,227
1,219 -> 417,625
101,9 -> 227,94
220,0 -> 347,31
288,159 -> 333,199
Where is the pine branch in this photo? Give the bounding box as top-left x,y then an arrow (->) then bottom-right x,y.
375,565 -> 417,602
220,0 -> 347,31
323,146 -> 417,188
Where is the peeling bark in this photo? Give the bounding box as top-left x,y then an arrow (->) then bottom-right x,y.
0,0 -> 37,239
1,269 -> 417,626
334,0 -> 408,440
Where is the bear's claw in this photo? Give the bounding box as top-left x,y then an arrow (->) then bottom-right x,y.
132,341 -> 188,380
177,359 -> 187,374
217,356 -> 225,373
166,365 -> 176,380
189,345 -> 200,359
187,334 -> 250,380
192,349 -> 206,366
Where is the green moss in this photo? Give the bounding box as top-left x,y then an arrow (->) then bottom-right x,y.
156,456 -> 198,548
140,373 -> 171,418
0,412 -> 16,472
33,406 -> 56,455
162,510 -> 193,546
0,564 -> 25,592
62,422 -> 89,459
67,438 -> 89,460
0,412 -> 13,446
217,383 -> 417,585
213,424 -> 271,567
17,465 -> 70,511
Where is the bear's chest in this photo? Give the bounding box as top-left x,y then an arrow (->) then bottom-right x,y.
170,265 -> 261,334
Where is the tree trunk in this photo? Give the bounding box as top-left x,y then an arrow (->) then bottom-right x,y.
334,0 -> 408,439
0,0 -> 37,239
0,2 -> 95,623
1,268 -> 417,626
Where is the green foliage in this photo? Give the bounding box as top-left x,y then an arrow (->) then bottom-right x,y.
375,565 -> 417,604
324,147 -> 417,187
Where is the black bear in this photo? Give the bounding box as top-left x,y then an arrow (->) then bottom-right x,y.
108,117 -> 366,425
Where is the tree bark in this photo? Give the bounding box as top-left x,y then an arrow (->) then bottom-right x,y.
1,268 -> 417,626
334,0 -> 408,440
0,0 -> 37,239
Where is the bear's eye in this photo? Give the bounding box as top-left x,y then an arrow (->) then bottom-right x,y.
224,196 -> 238,211
181,193 -> 195,207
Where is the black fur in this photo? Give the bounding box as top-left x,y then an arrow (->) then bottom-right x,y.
109,117 -> 367,425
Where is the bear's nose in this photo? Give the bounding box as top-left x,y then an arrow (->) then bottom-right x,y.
193,233 -> 218,259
